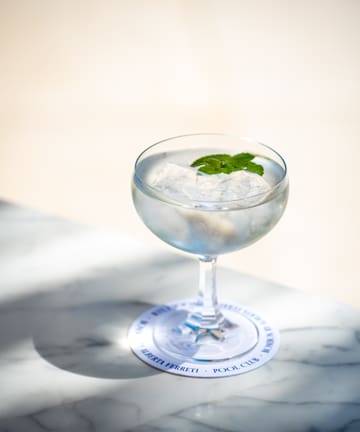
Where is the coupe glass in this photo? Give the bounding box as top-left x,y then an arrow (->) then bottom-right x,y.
131,134 -> 288,363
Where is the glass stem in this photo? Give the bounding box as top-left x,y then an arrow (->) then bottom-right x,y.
186,256 -> 225,330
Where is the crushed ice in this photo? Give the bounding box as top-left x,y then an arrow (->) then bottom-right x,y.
150,163 -> 271,206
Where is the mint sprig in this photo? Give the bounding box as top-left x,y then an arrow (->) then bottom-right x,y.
190,152 -> 264,176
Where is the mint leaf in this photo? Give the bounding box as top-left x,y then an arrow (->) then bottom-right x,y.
190,154 -> 232,168
232,153 -> 255,163
243,161 -> 264,176
190,152 -> 264,176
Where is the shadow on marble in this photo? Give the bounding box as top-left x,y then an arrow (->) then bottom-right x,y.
28,254 -> 193,379
0,248 -> 194,379
33,300 -> 162,379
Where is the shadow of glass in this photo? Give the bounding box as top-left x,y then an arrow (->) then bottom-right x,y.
0,237 -> 194,380
28,252 -> 192,380
33,300 -> 162,379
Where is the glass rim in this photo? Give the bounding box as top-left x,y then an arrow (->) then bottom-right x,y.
133,133 -> 288,207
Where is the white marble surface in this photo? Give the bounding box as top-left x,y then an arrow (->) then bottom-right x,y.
0,201 -> 360,432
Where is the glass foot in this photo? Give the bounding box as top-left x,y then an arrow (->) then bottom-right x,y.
128,300 -> 280,377
153,308 -> 258,362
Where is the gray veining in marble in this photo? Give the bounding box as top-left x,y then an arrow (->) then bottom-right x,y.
0,200 -> 359,432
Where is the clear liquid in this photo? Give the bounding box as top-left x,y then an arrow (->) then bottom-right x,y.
133,149 -> 288,256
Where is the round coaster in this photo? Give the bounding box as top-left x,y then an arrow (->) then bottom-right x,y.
128,300 -> 280,378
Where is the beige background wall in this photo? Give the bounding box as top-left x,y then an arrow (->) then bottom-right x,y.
1,0 -> 359,306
